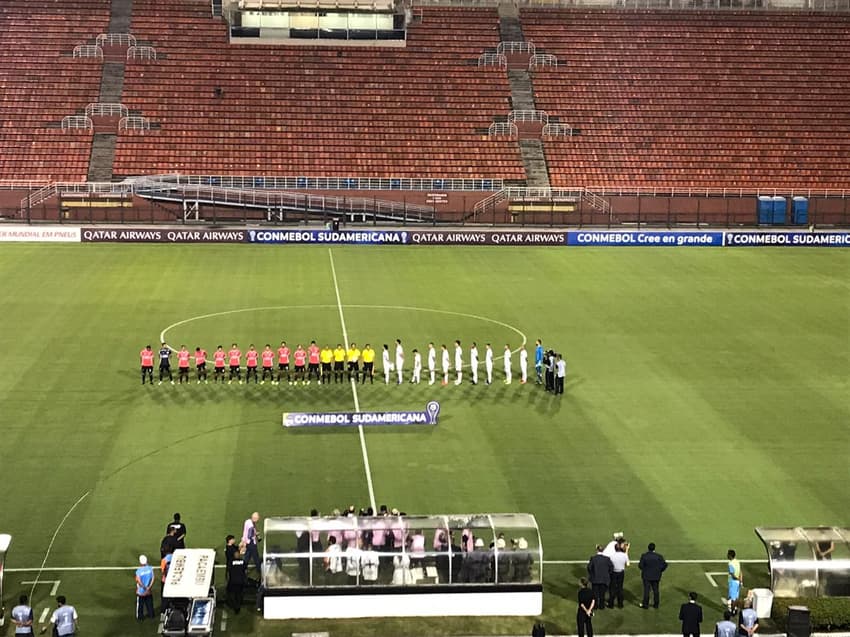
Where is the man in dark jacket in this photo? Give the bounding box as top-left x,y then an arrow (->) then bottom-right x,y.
638,542 -> 668,608
587,544 -> 614,611
680,591 -> 704,637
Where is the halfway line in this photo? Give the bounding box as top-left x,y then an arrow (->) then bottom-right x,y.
328,248 -> 377,512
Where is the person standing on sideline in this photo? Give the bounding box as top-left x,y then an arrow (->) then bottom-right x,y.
160,548 -> 173,610
226,543 -> 248,613
140,345 -> 154,385
411,348 -> 422,384
727,549 -> 742,615
470,342 -> 479,385
194,346 -> 208,383
453,340 -> 463,385
11,594 -> 34,635
577,577 -> 595,637
382,344 -> 393,384
638,542 -> 668,608
503,344 -> 512,384
167,513 -> 186,549
242,512 -> 262,578
225,534 -> 238,569
587,545 -> 613,612
332,343 -> 345,383
213,345 -> 226,383
440,344 -> 451,386
160,527 -> 179,558
276,341 -> 291,385
485,343 -> 494,385
177,345 -> 191,384
608,540 -> 630,608
534,339 -> 544,384
680,592 -> 703,637
360,344 -> 375,384
395,339 -> 405,385
134,555 -> 155,620
556,354 -> 567,395
261,344 -> 275,384
738,597 -> 758,637
519,346 -> 528,384
716,610 -> 737,637
427,342 -> 437,385
49,596 -> 78,637
227,343 -> 242,384
158,342 -> 174,385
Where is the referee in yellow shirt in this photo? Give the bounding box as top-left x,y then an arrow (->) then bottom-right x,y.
333,344 -> 346,383
346,343 -> 361,382
320,345 -> 333,385
361,344 -> 376,384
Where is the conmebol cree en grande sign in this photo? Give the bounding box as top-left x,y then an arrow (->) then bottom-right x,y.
283,401 -> 440,428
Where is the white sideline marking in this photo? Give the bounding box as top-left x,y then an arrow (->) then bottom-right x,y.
329,248 -> 377,513
220,609 -> 228,632
6,559 -> 765,573
542,559 -> 765,565
29,491 -> 89,599
21,579 -> 61,595
705,571 -> 727,587
39,607 -> 49,623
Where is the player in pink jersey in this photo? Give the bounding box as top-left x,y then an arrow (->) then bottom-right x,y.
213,346 -> 226,383
140,345 -> 155,385
276,341 -> 291,385
245,345 -> 259,384
194,347 -> 208,383
228,343 -> 242,384
307,341 -> 321,384
261,344 -> 275,384
177,345 -> 192,384
293,345 -> 307,385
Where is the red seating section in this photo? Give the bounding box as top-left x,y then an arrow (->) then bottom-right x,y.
0,0 -> 110,181
523,9 -> 850,189
113,1 -> 523,179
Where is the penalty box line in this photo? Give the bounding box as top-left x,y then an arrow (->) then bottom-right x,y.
328,247 -> 377,513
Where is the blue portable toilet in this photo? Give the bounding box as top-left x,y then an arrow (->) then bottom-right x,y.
792,197 -> 809,225
757,196 -> 774,225
771,197 -> 787,225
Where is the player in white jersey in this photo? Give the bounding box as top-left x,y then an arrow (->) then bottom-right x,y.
469,342 -> 479,385
519,346 -> 528,384
382,344 -> 392,384
485,343 -> 494,385
453,340 -> 463,385
427,342 -> 437,385
440,344 -> 450,386
503,344 -> 512,384
411,349 -> 422,383
395,338 -> 404,385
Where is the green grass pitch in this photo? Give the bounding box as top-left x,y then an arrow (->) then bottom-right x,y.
0,244 -> 848,636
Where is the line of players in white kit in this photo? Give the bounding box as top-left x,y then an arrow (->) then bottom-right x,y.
385,340 -> 529,386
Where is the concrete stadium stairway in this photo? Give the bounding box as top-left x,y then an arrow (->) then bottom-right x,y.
499,1 -> 551,188
87,0 -> 133,181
